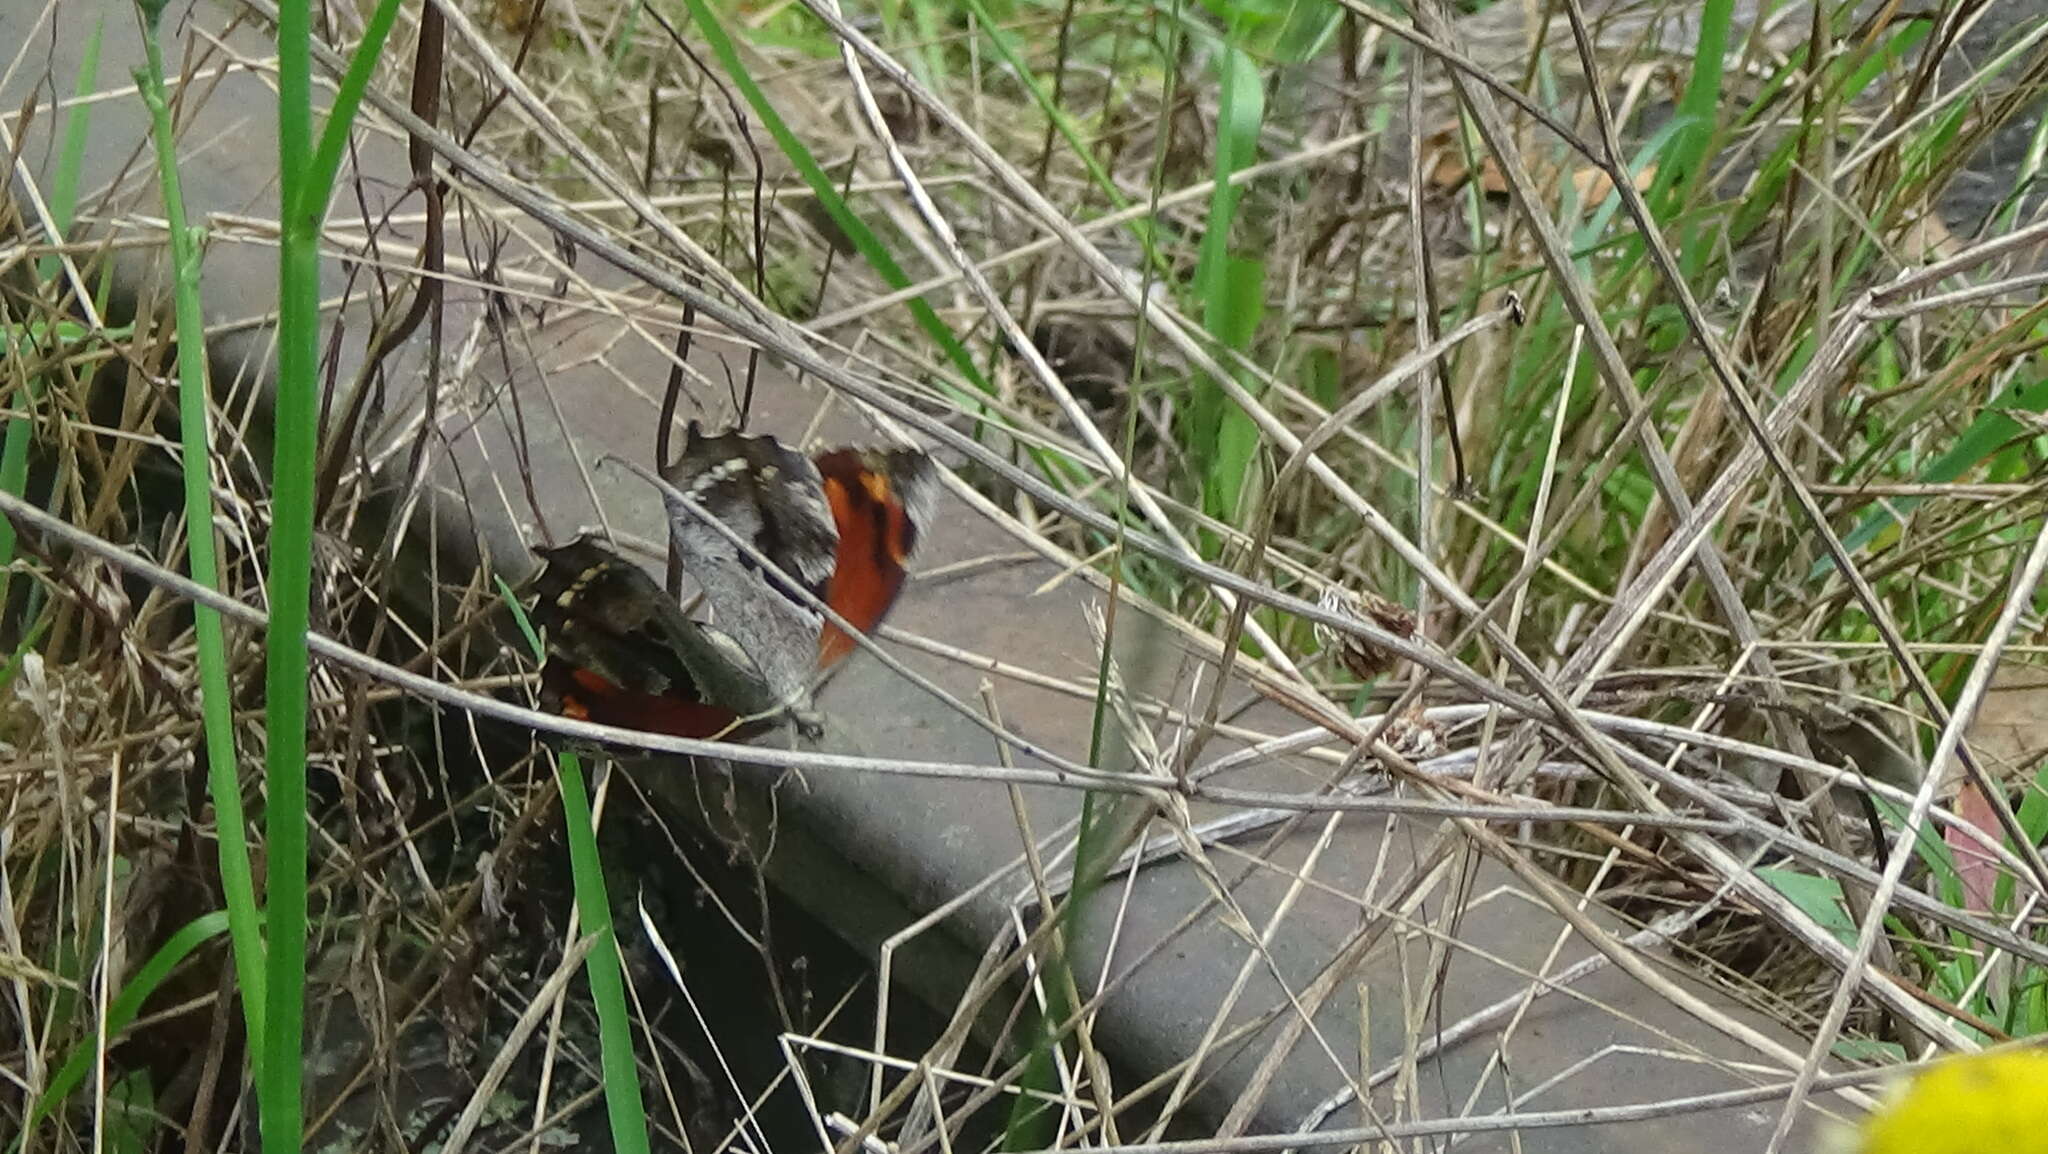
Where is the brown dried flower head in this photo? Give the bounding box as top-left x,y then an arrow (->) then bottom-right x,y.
1315,586 -> 1418,681
1380,702 -> 1446,763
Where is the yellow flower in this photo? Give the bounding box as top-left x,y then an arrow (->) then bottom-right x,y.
1850,1050 -> 2048,1154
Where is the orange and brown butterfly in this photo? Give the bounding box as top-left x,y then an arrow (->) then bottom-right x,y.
526,427 -> 935,742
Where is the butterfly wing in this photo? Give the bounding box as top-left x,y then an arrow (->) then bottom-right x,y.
529,535 -> 773,740
658,424 -> 838,717
813,448 -> 936,667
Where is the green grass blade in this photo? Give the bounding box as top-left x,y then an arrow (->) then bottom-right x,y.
2,17 -> 100,619
553,751 -> 653,1154
0,614 -> 51,698
34,15 -> 101,287
603,1 -> 645,91
1817,368 -> 2048,575
497,574 -> 544,657
0,392 -> 34,614
1648,0 -> 1733,217
301,0 -> 406,213
133,3 -> 270,1072
1755,868 -> 1857,950
949,0 -> 1162,249
1192,39 -> 1266,524
502,575 -> 651,1154
265,0 -> 324,1144
1995,762 -> 2048,912
12,912 -> 233,1151
1571,117 -> 1685,255
1004,437 -> 1158,1146
673,0 -> 990,394
999,789 -> 1131,1147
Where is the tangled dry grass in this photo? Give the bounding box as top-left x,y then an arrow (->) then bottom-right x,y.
2,0 -> 2047,1149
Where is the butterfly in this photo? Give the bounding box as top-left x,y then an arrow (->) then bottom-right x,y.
527,425 -> 936,741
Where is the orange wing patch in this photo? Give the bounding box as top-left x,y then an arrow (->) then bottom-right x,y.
542,659 -> 742,739
814,453 -> 918,668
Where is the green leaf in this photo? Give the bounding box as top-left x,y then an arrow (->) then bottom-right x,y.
1757,867 -> 1858,948
1871,795 -> 1967,908
1817,370 -> 2048,576
1831,1037 -> 1907,1064
105,1069 -> 158,1154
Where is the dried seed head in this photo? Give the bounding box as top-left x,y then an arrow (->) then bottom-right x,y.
1315,586 -> 1418,681
1379,703 -> 1446,764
